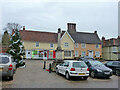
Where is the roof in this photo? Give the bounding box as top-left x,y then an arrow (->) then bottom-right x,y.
19,30 -> 64,43
69,32 -> 101,44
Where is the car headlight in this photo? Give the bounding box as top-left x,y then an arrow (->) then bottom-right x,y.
97,69 -> 102,72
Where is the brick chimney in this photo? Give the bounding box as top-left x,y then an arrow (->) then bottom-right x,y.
23,26 -> 25,30
102,36 -> 106,46
67,23 -> 76,33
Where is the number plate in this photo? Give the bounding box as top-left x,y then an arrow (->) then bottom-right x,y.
104,72 -> 110,74
79,73 -> 85,75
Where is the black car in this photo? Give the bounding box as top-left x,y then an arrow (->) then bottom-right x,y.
85,60 -> 113,78
79,56 -> 95,62
105,61 -> 120,76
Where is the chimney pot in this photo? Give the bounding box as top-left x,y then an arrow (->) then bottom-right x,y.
58,28 -> 61,33
23,26 -> 25,30
94,31 -> 97,34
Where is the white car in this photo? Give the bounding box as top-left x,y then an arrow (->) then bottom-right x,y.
56,60 -> 89,80
0,55 -> 17,80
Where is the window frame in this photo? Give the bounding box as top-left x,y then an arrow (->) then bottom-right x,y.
35,42 -> 39,47
95,51 -> 100,57
64,42 -> 69,47
50,43 -> 54,48
81,51 -> 86,57
75,43 -> 78,48
64,50 -> 72,57
96,44 -> 99,48
81,43 -> 86,48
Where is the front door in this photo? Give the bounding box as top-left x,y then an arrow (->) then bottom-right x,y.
88,50 -> 93,58
43,51 -> 47,60
26,50 -> 31,59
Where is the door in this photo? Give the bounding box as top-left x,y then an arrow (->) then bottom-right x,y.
43,51 -> 47,60
88,50 -> 93,58
26,50 -> 31,59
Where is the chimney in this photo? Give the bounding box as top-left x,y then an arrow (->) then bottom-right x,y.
102,36 -> 106,46
94,31 -> 97,34
67,23 -> 76,33
23,26 -> 25,30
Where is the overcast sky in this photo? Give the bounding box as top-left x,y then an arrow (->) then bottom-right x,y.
0,0 -> 119,40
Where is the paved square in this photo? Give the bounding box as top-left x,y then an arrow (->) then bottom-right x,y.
2,60 -> 119,88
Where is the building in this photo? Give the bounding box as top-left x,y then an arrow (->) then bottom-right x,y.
67,23 -> 102,59
102,36 -> 120,60
20,23 -> 102,59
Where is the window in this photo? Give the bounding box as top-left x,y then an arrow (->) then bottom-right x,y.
95,51 -> 100,57
75,51 -> 79,57
64,51 -> 71,57
112,47 -> 117,52
73,62 -> 87,68
81,43 -> 86,48
107,61 -> 113,66
35,42 -> 39,47
81,51 -> 86,57
49,51 -> 53,59
75,43 -> 78,48
50,43 -> 54,48
64,42 -> 69,47
63,62 -> 69,67
96,44 -> 99,48
0,57 -> 9,64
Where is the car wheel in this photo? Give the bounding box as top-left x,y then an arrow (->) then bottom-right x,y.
115,70 -> 120,76
56,68 -> 59,74
91,71 -> 95,78
65,72 -> 70,80
82,76 -> 88,80
9,76 -> 13,80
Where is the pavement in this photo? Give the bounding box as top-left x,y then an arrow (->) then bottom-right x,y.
1,60 -> 120,88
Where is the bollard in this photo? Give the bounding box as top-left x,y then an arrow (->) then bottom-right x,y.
43,61 -> 46,69
49,63 -> 51,73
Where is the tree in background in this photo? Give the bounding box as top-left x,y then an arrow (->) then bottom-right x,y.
2,30 -> 10,45
3,23 -> 22,35
7,23 -> 25,68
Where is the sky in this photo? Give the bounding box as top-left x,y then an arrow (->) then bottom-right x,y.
0,0 -> 119,41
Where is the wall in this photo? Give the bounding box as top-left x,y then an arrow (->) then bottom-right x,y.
61,32 -> 74,59
74,43 -> 102,58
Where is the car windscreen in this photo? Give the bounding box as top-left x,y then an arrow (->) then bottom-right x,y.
90,61 -> 104,66
73,62 -> 87,68
0,57 -> 9,64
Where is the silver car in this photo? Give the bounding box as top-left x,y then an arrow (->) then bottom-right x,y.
0,55 -> 17,80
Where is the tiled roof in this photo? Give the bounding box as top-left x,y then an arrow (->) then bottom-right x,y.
69,32 -> 101,44
19,30 -> 65,43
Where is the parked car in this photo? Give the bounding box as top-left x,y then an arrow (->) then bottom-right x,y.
0,55 -> 17,80
84,60 -> 112,78
56,60 -> 89,80
105,61 -> 120,76
79,56 -> 95,62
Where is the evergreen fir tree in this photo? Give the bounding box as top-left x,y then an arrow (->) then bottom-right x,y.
8,28 -> 25,68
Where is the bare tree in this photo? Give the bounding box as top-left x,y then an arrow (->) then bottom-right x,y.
3,23 -> 22,35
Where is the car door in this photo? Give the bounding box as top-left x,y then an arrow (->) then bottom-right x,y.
62,61 -> 69,75
58,62 -> 65,74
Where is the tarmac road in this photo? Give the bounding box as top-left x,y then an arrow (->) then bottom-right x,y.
1,60 -> 120,88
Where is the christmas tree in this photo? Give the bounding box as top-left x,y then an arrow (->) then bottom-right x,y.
8,28 -> 25,68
